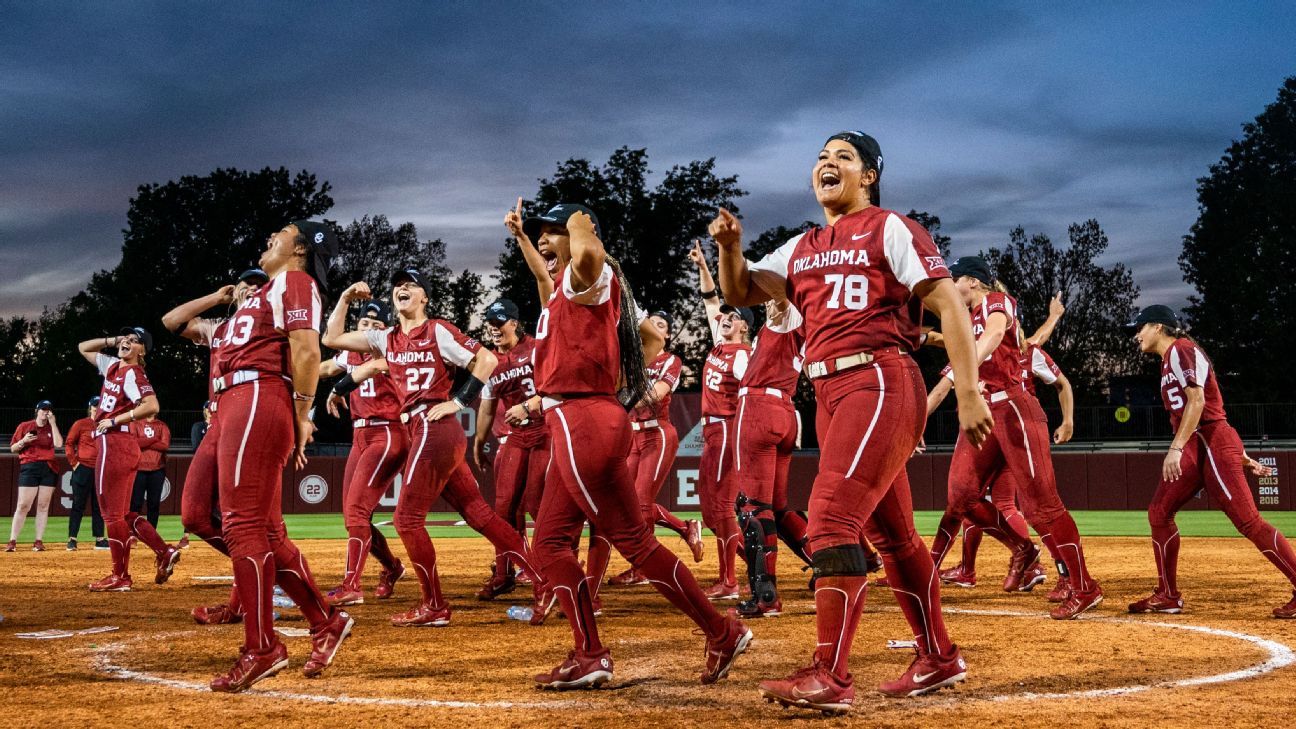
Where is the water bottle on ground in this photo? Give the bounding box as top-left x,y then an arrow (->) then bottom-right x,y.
506,605 -> 534,622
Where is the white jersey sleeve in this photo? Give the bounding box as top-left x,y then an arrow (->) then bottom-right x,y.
96,354 -> 119,377
434,322 -> 478,368
364,328 -> 390,357
883,214 -> 938,291
562,261 -> 614,306
747,234 -> 801,301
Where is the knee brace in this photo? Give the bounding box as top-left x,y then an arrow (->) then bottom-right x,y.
811,544 -> 873,579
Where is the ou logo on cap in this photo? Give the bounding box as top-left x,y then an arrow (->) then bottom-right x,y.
314,232 -> 325,244
298,474 -> 329,505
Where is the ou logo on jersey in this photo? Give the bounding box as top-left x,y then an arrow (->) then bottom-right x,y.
143,425 -> 155,438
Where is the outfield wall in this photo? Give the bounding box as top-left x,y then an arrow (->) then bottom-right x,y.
1,447 -> 1287,519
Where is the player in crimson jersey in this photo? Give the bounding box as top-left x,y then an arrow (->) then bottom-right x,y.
319,300 -> 408,606
325,269 -> 544,628
472,297 -> 548,598
1126,305 -> 1296,618
608,311 -> 706,587
7,400 -> 64,552
65,397 -> 106,550
504,199 -> 750,690
688,240 -> 753,599
162,267 -> 268,625
203,222 -> 353,692
935,258 -> 1100,619
716,131 -> 994,710
75,328 -> 181,590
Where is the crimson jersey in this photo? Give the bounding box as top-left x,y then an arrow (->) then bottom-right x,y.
220,271 -> 322,379
11,420 -> 57,465
366,318 -> 481,411
703,342 -> 750,418
192,316 -> 240,402
534,264 -> 622,398
1161,338 -> 1228,431
66,417 -> 98,467
748,206 -> 949,364
1021,345 -> 1062,396
633,350 -> 683,422
742,304 -> 805,394
966,292 -> 1024,395
332,350 -> 403,421
95,354 -> 155,422
482,335 -> 545,440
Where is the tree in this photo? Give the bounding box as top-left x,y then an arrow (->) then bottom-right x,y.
447,269 -> 487,337
330,215 -> 454,320
23,167 -> 334,410
494,147 -> 746,373
906,210 -> 952,258
1180,77 -> 1296,401
983,221 -> 1142,401
0,317 -> 36,404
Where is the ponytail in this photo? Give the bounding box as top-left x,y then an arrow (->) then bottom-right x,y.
607,256 -> 652,411
991,280 -> 1010,295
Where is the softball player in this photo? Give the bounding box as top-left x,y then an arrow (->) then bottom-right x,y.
1127,305 -> 1296,618
75,329 -> 181,591
319,300 -> 407,605
716,131 -> 993,711
689,241 -> 753,598
505,200 -> 750,690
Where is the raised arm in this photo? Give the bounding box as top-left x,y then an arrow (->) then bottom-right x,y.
163,285 -> 235,342
77,336 -> 115,366
565,211 -> 605,292
48,413 -> 64,449
710,208 -> 774,307
505,197 -> 554,303
688,240 -> 724,340
918,279 -> 993,446
322,282 -> 379,354
1026,292 -> 1065,347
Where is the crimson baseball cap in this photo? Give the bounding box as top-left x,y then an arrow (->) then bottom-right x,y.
522,203 -> 602,242
120,326 -> 154,353
1124,305 -> 1182,333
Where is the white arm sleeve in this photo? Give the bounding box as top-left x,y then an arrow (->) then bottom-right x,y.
562,262 -> 614,306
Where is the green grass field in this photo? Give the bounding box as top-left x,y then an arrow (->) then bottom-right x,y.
4,510 -> 1296,543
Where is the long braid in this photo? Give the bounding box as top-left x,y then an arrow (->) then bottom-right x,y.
607,256 -> 651,410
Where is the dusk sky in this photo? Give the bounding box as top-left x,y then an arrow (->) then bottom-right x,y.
3,2 -> 1294,318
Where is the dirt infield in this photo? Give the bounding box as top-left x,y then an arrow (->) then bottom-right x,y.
2,535 -> 1295,728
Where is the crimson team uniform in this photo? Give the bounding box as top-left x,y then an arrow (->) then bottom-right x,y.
11,419 -> 60,485
210,270 -> 342,657
331,349 -> 408,600
748,206 -> 961,695
66,415 -> 104,542
1138,338 -> 1296,612
364,317 -> 539,624
90,355 -> 176,588
130,418 -> 170,527
482,334 -> 548,581
699,316 -> 751,594
180,316 -> 239,555
530,262 -> 748,685
628,350 -> 693,537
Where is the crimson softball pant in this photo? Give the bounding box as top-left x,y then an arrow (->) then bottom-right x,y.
699,418 -> 741,585
338,423 -> 408,591
932,429 -> 1036,569
808,356 -> 954,675
1147,421 -> 1296,597
441,459 -> 540,593
396,414 -> 469,608
628,422 -> 687,534
490,435 -> 549,576
532,396 -> 725,655
216,380 -> 332,654
959,467 -> 1031,571
96,429 -> 169,578
733,393 -> 796,583
180,417 -> 223,551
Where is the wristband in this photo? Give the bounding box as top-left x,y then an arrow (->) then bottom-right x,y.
451,374 -> 486,407
1168,446 -> 1183,453
293,392 -> 315,403
700,288 -> 718,299
332,373 -> 361,397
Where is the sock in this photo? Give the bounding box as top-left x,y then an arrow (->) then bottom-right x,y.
107,520 -> 132,577
272,541 -> 332,629
929,512 -> 963,569
549,558 -> 603,654
128,512 -> 170,556
637,544 -> 726,637
228,582 -> 243,614
1046,513 -> 1095,592
654,505 -> 689,538
343,526 -> 370,591
961,523 -> 983,573
368,523 -> 400,572
813,575 -> 869,679
1150,523 -> 1180,596
232,552 -> 275,653
398,530 -> 444,606
1244,521 -> 1296,587
880,535 -> 955,659
967,500 -> 1033,550
584,532 -> 611,601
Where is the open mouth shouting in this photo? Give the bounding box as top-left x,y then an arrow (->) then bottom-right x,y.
816,167 -> 842,196
538,243 -> 559,276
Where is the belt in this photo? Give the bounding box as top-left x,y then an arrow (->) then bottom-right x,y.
208,399 -> 218,413
96,425 -> 131,436
498,435 -> 508,445
702,415 -> 728,425
738,386 -> 791,402
988,391 -> 1012,404
353,418 -> 392,428
631,419 -> 659,431
212,370 -> 267,393
400,403 -> 430,424
805,348 -> 904,380
541,396 -> 565,413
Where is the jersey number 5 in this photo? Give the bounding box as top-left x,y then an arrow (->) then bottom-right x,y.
824,274 -> 868,310
1166,385 -> 1184,410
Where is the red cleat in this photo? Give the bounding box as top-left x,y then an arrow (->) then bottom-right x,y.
872,575 -> 891,588
515,568 -> 534,586
477,565 -> 516,600
375,562 -> 404,600
154,546 -> 181,585
210,642 -> 289,693
879,646 -> 968,698
703,580 -> 739,601
325,585 -> 364,606
177,535 -> 190,550
192,603 -> 243,625
684,520 -> 705,563
1017,562 -> 1047,592
1002,544 -> 1040,592
702,616 -> 752,684
759,664 -> 854,715
89,574 -> 132,592
534,649 -> 614,690
303,609 -> 353,678
939,564 -> 977,588
530,585 -> 558,626
1050,584 -> 1104,620
391,602 -> 451,627
1274,592 -> 1296,619
608,568 -> 648,586
32,540 -> 45,552
1047,578 -> 1071,603
1128,591 -> 1183,614
4,540 -> 15,552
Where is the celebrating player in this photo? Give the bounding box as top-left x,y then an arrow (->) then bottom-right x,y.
204,222 -> 352,692
715,131 -> 993,711
162,267 -> 268,625
505,200 -> 751,689
75,329 -> 181,589
472,297 -> 546,598
610,310 -> 705,587
1126,305 -> 1296,618
65,397 -> 106,550
689,240 -> 753,598
7,400 -> 64,552
319,300 -> 408,605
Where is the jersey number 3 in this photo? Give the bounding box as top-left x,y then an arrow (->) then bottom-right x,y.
824,274 -> 869,310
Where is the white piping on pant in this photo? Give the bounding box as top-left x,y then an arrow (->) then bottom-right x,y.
365,426 -> 393,488
233,381 -> 261,487
1007,399 -> 1036,479
553,406 -> 598,516
845,364 -> 884,480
